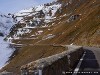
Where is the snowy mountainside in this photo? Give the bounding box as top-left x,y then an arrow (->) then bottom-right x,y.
14,3 -> 61,22
0,37 -> 14,69
0,13 -> 15,36
0,13 -> 15,69
8,2 -> 61,40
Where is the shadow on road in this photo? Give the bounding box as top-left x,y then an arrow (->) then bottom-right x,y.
77,49 -> 100,75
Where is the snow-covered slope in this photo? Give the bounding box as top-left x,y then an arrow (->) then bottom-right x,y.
0,13 -> 15,69
14,3 -> 61,23
7,2 -> 61,40
0,37 -> 14,69
0,13 -> 15,35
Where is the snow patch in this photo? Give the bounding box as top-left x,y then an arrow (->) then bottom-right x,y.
42,34 -> 55,40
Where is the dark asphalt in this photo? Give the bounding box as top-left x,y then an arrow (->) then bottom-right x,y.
77,47 -> 100,75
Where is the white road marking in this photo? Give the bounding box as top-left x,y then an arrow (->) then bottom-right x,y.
72,52 -> 86,75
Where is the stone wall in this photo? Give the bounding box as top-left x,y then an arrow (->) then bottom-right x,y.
20,45 -> 84,75
0,71 -> 13,75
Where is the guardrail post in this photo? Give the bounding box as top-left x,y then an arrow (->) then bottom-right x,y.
38,70 -> 42,75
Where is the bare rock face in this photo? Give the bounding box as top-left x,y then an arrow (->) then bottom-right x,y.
0,32 -> 4,37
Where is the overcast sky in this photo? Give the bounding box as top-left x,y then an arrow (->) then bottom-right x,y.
0,0 -> 54,14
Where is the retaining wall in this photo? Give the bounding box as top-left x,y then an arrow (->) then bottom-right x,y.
20,45 -> 84,75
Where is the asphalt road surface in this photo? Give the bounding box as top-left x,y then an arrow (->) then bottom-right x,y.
76,47 -> 100,75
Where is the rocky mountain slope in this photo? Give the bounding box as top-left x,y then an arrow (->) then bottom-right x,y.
0,0 -> 100,74
0,13 -> 16,36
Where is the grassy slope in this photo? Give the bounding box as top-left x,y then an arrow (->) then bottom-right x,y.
1,45 -> 66,74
